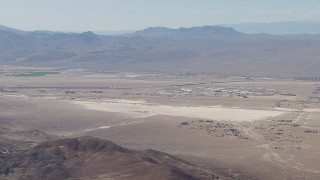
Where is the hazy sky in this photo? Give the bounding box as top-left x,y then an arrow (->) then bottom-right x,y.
1,0 -> 320,31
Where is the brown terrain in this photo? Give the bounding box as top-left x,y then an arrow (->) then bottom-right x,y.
1,66 -> 320,179
1,136 -> 228,180
1,25 -> 320,179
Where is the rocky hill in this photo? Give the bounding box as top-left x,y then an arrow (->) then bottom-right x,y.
0,136 -> 228,180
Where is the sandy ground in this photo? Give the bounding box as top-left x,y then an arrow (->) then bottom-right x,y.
67,98 -> 286,122
1,68 -> 320,179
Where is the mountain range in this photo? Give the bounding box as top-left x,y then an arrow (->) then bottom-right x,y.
224,21 -> 320,35
1,24 -> 320,77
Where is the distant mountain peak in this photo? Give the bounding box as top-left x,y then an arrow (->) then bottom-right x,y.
0,24 -> 11,30
133,25 -> 242,38
80,31 -> 97,36
0,24 -> 26,34
78,31 -> 100,43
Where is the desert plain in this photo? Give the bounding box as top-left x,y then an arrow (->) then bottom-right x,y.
1,65 -> 320,179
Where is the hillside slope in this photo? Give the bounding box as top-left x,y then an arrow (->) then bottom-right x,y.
0,136 -> 228,180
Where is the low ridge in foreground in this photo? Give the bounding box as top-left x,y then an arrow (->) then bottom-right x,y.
0,136 -> 231,180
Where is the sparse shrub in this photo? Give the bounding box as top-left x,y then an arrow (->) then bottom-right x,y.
180,122 -> 189,125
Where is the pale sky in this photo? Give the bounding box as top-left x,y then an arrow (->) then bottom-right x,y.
1,0 -> 320,31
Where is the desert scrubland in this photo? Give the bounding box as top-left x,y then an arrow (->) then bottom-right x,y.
1,66 -> 320,179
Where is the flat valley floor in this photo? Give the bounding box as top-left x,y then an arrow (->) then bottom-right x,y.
1,66 -> 320,179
